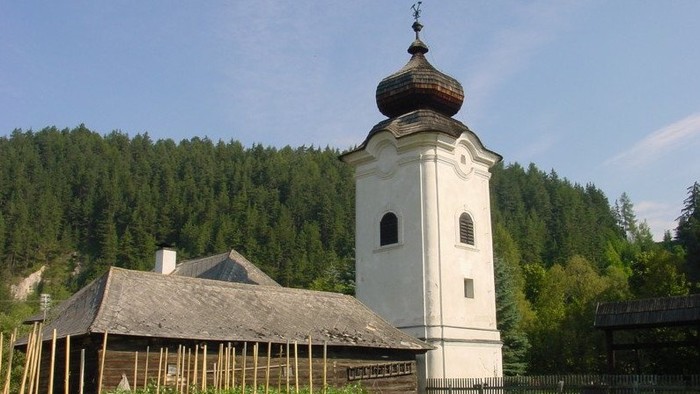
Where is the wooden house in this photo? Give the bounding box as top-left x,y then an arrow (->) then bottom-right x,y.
17,249 -> 431,394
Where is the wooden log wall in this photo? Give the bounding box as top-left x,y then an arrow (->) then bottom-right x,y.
11,334 -> 419,394
31,336 -> 98,394
99,337 -> 418,393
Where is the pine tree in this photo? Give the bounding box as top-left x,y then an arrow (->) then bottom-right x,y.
97,213 -> 118,266
494,257 -> 530,375
616,192 -> 638,242
0,212 -> 5,260
675,181 -> 700,285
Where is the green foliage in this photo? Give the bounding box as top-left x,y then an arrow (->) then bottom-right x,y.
526,256 -> 625,373
491,166 -> 694,373
676,181 -> 700,286
630,248 -> 688,298
494,258 -> 530,376
0,126 -> 698,375
0,127 -> 355,293
614,192 -> 638,241
308,257 -> 355,295
490,163 -> 622,269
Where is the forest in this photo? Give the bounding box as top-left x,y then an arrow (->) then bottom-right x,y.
0,125 -> 698,375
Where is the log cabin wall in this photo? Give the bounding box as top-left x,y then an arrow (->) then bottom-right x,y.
98,337 -> 419,393
31,336 -> 98,394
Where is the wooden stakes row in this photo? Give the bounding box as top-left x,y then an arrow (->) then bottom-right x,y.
0,330 -> 329,394
2,328 -> 17,394
124,336 -> 328,394
0,326 -> 85,394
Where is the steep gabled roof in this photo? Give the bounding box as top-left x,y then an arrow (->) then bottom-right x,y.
22,267 -> 430,351
171,249 -> 280,286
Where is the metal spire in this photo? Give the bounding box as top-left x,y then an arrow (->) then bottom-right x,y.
411,2 -> 423,40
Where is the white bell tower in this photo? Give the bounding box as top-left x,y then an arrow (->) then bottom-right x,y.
341,16 -> 503,388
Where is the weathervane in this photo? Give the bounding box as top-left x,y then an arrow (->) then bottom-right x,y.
411,2 -> 424,39
411,2 -> 422,22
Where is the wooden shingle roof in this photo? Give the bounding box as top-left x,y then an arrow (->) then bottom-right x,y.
594,294 -> 700,329
171,249 -> 280,286
23,267 -> 431,351
340,109 -> 502,164
375,21 -> 463,119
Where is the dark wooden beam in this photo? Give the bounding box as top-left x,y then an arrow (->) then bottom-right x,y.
610,339 -> 699,351
605,330 -> 615,373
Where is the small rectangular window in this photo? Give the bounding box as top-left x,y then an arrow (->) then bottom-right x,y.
464,278 -> 474,298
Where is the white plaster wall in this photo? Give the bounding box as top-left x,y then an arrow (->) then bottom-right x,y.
431,137 -> 499,332
426,341 -> 504,378
354,135 -> 426,327
422,134 -> 502,379
346,130 -> 503,383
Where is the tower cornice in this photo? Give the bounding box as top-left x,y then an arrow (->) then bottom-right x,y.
340,110 -> 502,168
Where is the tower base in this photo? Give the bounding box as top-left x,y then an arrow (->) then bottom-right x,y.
414,332 -> 503,393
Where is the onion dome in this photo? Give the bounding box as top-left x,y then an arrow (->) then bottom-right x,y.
376,21 -> 464,118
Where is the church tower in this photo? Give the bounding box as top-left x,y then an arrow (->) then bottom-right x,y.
341,13 -> 503,386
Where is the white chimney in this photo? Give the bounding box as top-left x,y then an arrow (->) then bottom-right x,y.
155,247 -> 176,275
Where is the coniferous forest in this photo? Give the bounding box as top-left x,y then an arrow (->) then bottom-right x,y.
1,126 -> 698,375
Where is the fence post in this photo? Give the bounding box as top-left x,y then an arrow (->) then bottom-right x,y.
79,349 -> 85,394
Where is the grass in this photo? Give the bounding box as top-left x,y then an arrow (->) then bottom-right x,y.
107,383 -> 368,394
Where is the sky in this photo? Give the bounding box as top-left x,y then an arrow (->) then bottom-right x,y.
2,1 -> 700,240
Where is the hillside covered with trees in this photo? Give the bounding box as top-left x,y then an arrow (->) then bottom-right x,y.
0,126 -> 697,375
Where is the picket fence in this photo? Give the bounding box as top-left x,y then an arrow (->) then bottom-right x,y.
426,375 -> 700,393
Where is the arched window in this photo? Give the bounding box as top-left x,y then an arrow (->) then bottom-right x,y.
459,213 -> 475,245
380,212 -> 399,246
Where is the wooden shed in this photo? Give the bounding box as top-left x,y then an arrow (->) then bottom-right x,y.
17,252 -> 431,394
594,294 -> 700,373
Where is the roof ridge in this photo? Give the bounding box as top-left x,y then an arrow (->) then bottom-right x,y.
87,267 -> 116,334
177,251 -> 231,266
117,266 -> 343,298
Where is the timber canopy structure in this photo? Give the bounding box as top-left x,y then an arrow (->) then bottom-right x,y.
594,294 -> 700,373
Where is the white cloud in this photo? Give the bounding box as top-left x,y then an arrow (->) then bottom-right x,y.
605,112 -> 700,168
466,1 -> 589,114
635,200 -> 680,240
514,133 -> 559,162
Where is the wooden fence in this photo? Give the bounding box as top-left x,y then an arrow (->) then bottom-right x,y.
4,324 -> 418,394
425,375 -> 700,393
9,325 -> 333,394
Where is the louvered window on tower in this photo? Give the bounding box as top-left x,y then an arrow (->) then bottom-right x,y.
380,212 -> 399,246
459,213 -> 475,245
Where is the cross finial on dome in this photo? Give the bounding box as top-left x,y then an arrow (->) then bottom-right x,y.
411,2 -> 423,40
375,2 -> 464,119
411,2 -> 422,22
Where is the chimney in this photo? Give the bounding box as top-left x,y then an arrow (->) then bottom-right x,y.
155,247 -> 176,275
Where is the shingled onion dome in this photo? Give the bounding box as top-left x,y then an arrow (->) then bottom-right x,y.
376,21 -> 464,118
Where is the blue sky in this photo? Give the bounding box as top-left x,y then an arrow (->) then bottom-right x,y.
2,1 -> 700,240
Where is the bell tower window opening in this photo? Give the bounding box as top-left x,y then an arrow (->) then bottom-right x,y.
459,213 -> 475,245
380,212 -> 399,246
